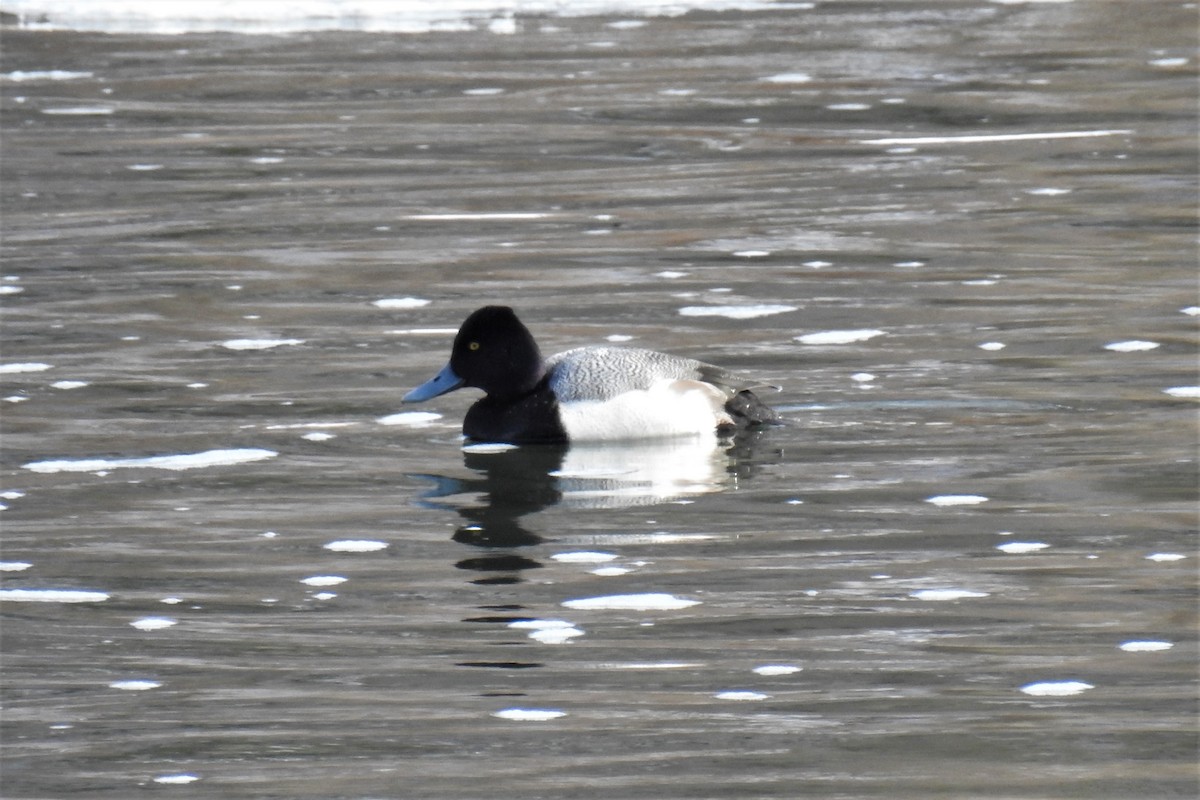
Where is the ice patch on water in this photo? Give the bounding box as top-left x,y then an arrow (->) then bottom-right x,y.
978,341 -> 1006,351
378,411 -> 442,426
1163,386 -> 1199,398
372,297 -> 431,309
656,270 -> 688,278
1119,640 -> 1172,652
221,338 -> 304,350
42,106 -> 113,115
1020,680 -> 1093,697
0,561 -> 32,571
0,362 -> 52,374
925,494 -> 988,506
324,539 -> 388,552
301,432 -> 335,441
606,334 -> 634,342
910,589 -> 989,601
23,448 -> 277,473
591,566 -> 631,576
50,380 -> 89,389
678,304 -> 796,319
0,589 -> 109,602
131,617 -> 176,631
715,690 -> 770,700
1104,340 -> 1159,352
110,679 -> 161,691
405,212 -> 552,220
996,542 -> 1049,554
510,619 -> 586,644
762,72 -> 812,83
795,329 -> 885,345
1148,57 -> 1189,67
1025,187 -> 1072,195
462,442 -> 520,453
0,285 -> 24,294
492,708 -> 566,721
753,665 -> 801,676
732,249 -> 770,258
562,592 -> 699,611
1181,306 -> 1200,316
827,103 -> 870,111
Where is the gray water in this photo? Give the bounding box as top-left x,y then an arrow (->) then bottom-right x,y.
1,3 -> 1198,798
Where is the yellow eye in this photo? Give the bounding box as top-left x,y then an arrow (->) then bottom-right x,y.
468,341 -> 480,351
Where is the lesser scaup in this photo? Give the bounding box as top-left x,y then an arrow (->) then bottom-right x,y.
403,305 -> 781,443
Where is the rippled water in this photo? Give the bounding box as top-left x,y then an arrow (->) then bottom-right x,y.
2,3 -> 1197,798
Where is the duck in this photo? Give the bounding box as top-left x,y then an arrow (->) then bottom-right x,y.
402,305 -> 781,444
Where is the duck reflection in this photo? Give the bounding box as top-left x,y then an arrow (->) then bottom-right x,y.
412,433 -> 767,581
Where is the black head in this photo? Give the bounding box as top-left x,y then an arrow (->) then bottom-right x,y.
448,306 -> 545,399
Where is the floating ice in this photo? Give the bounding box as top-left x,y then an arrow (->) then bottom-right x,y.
827,103 -> 870,111
910,589 -> 989,601
1182,306 -> 1200,316
130,617 -> 176,631
127,163 -> 163,171
153,774 -> 199,785
1020,680 -> 1093,697
463,87 -> 505,95
1104,340 -> 1159,352
0,362 -> 52,374
925,494 -> 988,506
1163,386 -> 1200,398
1026,187 -> 1072,196
388,327 -> 458,335
324,539 -> 388,553
0,562 -> 32,571
795,329 -> 885,345
50,380 -> 89,390
732,249 -> 771,258
301,432 -> 335,441
249,156 -> 283,164
462,442 -> 519,453
0,285 -> 24,294
1119,641 -> 1173,653
996,542 -> 1049,554
978,342 -> 1006,351
0,589 -> 109,602
1148,57 -> 1188,67
492,708 -> 566,721
893,261 -> 924,268
605,334 -> 634,342
41,106 -> 113,115
562,592 -> 699,611
372,297 -> 431,309
23,448 -> 277,473
753,665 -> 802,676
715,690 -> 770,701
109,679 -> 161,691
678,304 -> 796,319
404,212 -> 552,221
851,372 -> 876,383
591,566 -> 632,576
378,411 -> 442,426
221,338 -> 304,350
802,260 -> 832,268
1145,552 -> 1185,562
300,575 -> 347,587
551,551 -> 617,564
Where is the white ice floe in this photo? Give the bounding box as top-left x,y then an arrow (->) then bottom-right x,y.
372,297 -> 431,309
562,592 -> 700,611
996,542 -> 1050,554
461,442 -> 519,454
859,130 -> 1132,146
0,562 -> 32,571
762,72 -> 812,83
0,362 -> 52,374
795,329 -> 885,345
404,212 -> 552,220
1182,306 -> 1200,316
1163,386 -> 1200,398
732,249 -> 771,258
925,494 -> 988,506
221,338 -> 304,350
978,342 -> 1006,351
1119,640 -> 1173,653
752,665 -> 802,676
378,411 -> 442,426
23,448 -> 277,473
1103,340 -> 1159,352
715,690 -> 770,701
851,372 -> 876,383
591,566 -> 631,576
324,540 -> 388,553
1019,680 -> 1093,697
678,304 -> 797,319
0,588 -> 109,602
110,679 -> 161,691
910,589 -> 989,601
41,106 -> 113,115
2,70 -> 94,81
656,270 -> 688,278
299,575 -> 347,587
492,708 -> 566,721
0,285 -> 24,294
50,380 -> 89,390
301,432 -> 335,441
1025,187 -> 1072,196
130,617 -> 176,631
